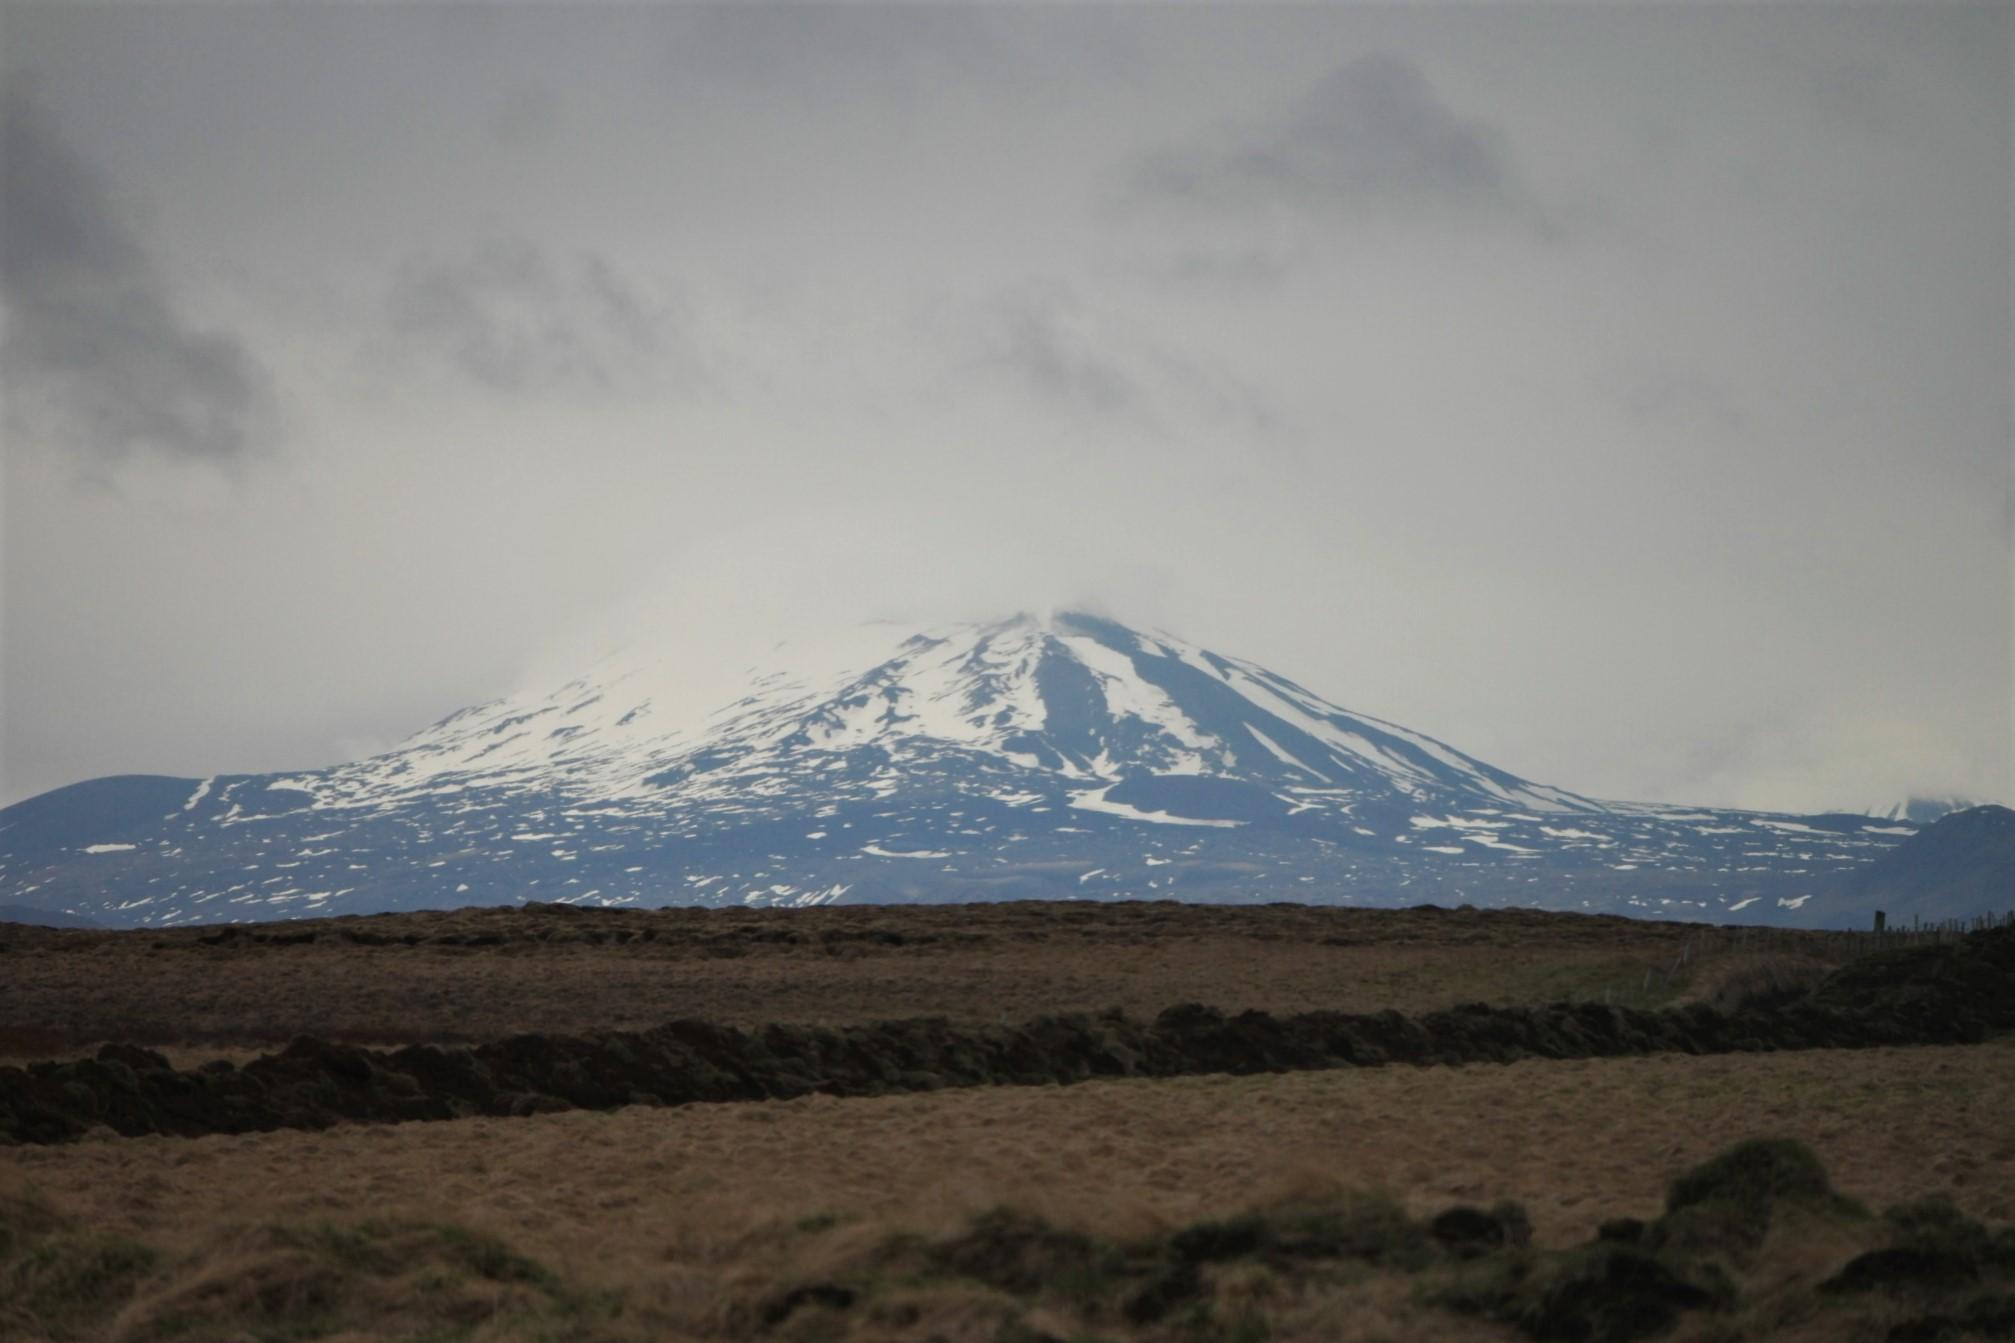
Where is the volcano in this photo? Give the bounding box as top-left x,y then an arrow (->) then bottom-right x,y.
0,611 -> 1930,926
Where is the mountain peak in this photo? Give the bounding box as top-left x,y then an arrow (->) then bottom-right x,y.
335,608 -> 1600,822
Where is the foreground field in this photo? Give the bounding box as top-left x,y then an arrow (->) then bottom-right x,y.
1,901 -> 1849,1059
4,902 -> 2009,1341
5,1045 -> 2013,1341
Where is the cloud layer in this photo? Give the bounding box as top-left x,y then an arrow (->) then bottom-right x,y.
1,5 -> 2006,818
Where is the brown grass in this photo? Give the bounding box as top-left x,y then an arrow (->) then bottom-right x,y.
5,1042 -> 2011,1342
6,902 -> 2003,1340
0,901 -> 1782,1061
1671,952 -> 1839,1013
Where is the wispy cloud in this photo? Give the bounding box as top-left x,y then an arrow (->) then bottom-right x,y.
383,239 -> 697,395
962,286 -> 1277,440
989,290 -> 1136,416
0,91 -> 276,471
1133,56 -> 1541,228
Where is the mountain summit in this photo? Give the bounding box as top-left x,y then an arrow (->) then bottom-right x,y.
0,612 -> 1939,927
349,611 -> 1598,818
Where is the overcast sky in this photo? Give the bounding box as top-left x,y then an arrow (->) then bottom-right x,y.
2,2 -> 2009,816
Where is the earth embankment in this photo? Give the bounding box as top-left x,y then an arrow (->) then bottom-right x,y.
6,925 -> 2007,1145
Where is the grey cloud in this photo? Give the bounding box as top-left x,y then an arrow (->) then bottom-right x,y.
1135,56 -> 1537,225
0,91 -> 275,469
385,240 -> 689,394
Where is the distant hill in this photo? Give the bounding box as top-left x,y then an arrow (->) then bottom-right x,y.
1823,805 -> 2014,926
0,903 -> 102,929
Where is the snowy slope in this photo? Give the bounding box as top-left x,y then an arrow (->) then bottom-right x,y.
0,611 -> 1923,927
290,613 -> 1601,811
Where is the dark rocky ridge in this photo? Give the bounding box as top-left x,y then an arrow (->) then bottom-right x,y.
4,926 -> 2009,1147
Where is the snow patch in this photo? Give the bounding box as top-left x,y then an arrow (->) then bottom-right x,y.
1244,724 -> 1329,781
1068,785 -> 1244,829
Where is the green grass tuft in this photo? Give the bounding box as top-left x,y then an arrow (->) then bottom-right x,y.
4,1233 -> 160,1338
928,1207 -> 1131,1304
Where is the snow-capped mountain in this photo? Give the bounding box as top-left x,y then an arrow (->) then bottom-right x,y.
0,611 -> 1930,927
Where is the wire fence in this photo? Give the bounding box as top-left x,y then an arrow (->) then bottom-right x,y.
1631,907 -> 2013,1005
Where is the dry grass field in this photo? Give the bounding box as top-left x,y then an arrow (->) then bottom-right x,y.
6,1046 -> 2013,1342
1,901 -> 1821,1060
4,901 -> 2010,1343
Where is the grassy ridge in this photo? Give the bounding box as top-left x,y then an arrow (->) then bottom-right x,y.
0,902 -> 1887,1060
